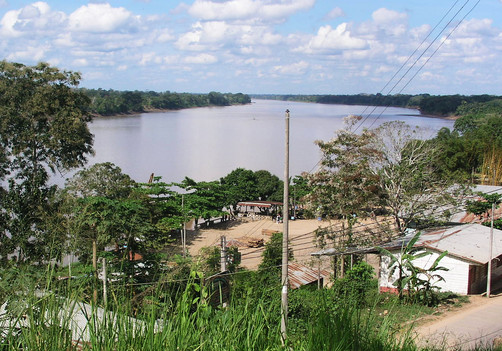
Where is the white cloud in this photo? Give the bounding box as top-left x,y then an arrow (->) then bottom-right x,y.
184,53 -> 218,64
68,3 -> 137,33
273,60 -> 309,75
454,18 -> 497,38
72,58 -> 88,66
296,23 -> 368,54
176,20 -> 282,53
325,7 -> 344,20
0,2 -> 66,38
156,29 -> 174,43
188,0 -> 314,21
7,45 -> 46,61
53,32 -> 74,47
357,8 -> 408,38
372,8 -> 407,25
139,52 -> 156,65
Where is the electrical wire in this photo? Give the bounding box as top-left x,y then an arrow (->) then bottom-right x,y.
355,0 -> 476,132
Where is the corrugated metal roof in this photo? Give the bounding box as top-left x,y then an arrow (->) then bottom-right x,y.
382,223 -> 502,265
310,246 -> 373,257
237,201 -> 283,208
288,262 -> 330,290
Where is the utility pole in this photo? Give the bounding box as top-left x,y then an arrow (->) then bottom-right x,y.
293,186 -> 296,220
281,109 -> 290,344
182,194 -> 186,258
487,202 -> 495,298
102,257 -> 108,306
221,235 -> 227,272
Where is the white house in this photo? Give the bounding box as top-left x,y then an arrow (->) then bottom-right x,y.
378,223 -> 502,295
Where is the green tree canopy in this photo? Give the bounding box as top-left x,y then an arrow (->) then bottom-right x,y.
254,170 -> 283,201
308,119 -> 459,244
0,61 -> 93,263
220,168 -> 258,208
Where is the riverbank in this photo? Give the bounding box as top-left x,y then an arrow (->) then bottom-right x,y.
91,102 -> 253,119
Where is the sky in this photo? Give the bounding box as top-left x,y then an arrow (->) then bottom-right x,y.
0,0 -> 501,95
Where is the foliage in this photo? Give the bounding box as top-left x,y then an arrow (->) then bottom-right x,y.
378,231 -> 449,305
488,218 -> 502,230
83,88 -> 251,115
253,93 -> 501,117
136,177 -> 184,234
259,232 -> 293,270
0,61 -> 93,264
254,170 -> 283,202
177,177 -> 228,225
331,261 -> 377,306
371,121 -> 458,235
307,115 -> 383,235
466,192 -> 501,217
220,168 -> 258,208
431,127 -> 483,181
198,245 -> 241,275
308,119 -> 458,248
433,98 -> 502,183
64,162 -> 135,199
220,168 -> 283,211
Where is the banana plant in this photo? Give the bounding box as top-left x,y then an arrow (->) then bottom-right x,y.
378,231 -> 444,302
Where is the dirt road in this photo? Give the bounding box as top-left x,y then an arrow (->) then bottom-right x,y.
415,295 -> 502,350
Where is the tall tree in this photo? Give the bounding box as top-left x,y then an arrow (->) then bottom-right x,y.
307,116 -> 383,242
254,170 -> 283,201
64,162 -> 136,265
177,177 -> 228,226
371,121 -> 458,234
0,61 -> 93,263
220,168 -> 258,209
308,118 -> 459,246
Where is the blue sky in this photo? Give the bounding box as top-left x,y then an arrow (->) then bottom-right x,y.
1,0 -> 501,95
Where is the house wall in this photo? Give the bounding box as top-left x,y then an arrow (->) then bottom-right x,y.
379,250 -> 471,295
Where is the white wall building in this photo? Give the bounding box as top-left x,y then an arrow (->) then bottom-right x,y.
378,223 -> 502,295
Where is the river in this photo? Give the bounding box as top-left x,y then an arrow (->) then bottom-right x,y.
53,99 -> 455,185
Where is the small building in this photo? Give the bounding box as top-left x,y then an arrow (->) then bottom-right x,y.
378,223 -> 502,295
288,262 -> 330,289
236,201 -> 282,216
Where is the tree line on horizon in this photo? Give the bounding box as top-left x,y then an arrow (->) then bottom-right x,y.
83,89 -> 251,116
252,93 -> 502,116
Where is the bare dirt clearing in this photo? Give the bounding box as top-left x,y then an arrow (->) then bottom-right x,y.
186,218 -> 331,269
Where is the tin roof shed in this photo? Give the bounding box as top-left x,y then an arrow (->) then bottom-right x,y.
288,262 -> 330,290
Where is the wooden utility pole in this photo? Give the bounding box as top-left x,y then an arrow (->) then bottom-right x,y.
102,257 -> 108,306
92,240 -> 98,304
182,194 -> 186,258
221,236 -> 227,272
281,109 -> 290,344
487,202 -> 495,298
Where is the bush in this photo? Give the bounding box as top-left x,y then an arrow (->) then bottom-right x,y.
332,261 -> 377,305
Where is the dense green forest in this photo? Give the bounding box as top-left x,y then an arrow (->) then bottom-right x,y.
84,89 -> 251,116
252,93 -> 502,116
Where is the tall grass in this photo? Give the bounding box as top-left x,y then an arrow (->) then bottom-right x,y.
0,266 -> 481,351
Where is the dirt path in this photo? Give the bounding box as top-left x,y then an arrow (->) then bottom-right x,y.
414,294 -> 502,350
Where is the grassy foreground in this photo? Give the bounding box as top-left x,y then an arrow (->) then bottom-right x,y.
0,268 -> 422,351
0,265 -> 493,351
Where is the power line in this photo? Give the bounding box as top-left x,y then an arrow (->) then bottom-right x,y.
356,0 -> 476,132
